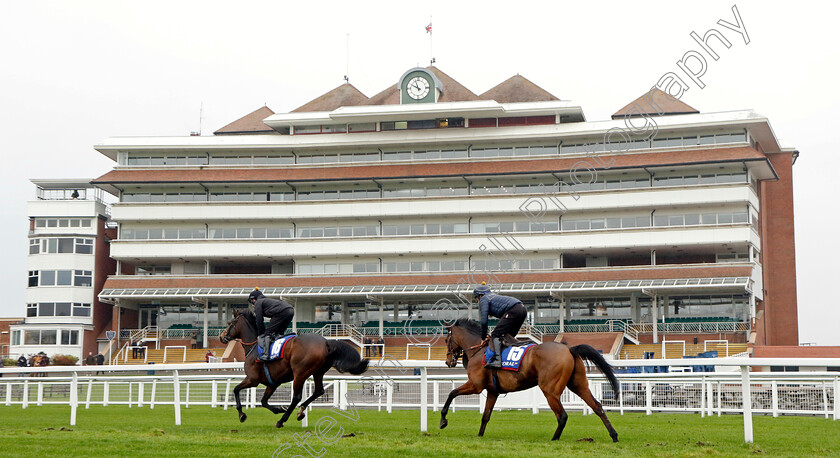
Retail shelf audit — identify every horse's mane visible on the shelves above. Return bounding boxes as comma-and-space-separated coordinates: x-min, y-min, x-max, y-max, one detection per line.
238, 310, 258, 329
453, 317, 482, 336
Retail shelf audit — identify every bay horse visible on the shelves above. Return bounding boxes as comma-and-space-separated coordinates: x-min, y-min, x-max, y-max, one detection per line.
440, 318, 620, 442
220, 310, 369, 428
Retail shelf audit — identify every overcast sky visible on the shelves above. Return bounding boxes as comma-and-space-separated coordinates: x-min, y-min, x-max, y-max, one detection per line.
2, 1, 838, 344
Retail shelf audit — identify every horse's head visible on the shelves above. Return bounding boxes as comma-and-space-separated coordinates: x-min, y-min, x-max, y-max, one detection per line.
444, 325, 463, 368
220, 310, 248, 343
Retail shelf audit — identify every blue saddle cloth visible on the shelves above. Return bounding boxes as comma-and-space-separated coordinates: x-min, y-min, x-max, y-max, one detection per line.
499, 343, 536, 371
257, 334, 296, 361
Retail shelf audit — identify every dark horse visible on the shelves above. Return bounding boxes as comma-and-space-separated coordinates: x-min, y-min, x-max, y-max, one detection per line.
441, 318, 620, 442
220, 310, 369, 427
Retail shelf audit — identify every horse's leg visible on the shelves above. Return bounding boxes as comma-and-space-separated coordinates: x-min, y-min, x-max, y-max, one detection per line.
568, 370, 618, 443
541, 389, 568, 441
296, 367, 329, 421
276, 377, 306, 428
439, 381, 480, 429
477, 391, 499, 437
260, 384, 286, 414
233, 378, 258, 423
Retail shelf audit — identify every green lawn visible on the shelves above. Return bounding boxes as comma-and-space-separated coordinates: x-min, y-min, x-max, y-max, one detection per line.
0, 405, 838, 457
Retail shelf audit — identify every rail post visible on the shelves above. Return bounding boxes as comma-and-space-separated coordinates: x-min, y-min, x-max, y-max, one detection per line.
173, 370, 182, 426
386, 380, 393, 413
834, 377, 839, 421
740, 365, 753, 443
22, 379, 29, 409
70, 371, 78, 426
772, 380, 779, 418
150, 379, 157, 409
420, 367, 428, 432
85, 378, 93, 409
36, 380, 43, 406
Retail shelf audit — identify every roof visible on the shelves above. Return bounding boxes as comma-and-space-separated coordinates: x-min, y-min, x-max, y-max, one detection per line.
291, 83, 369, 113
612, 88, 699, 119
214, 106, 277, 135
363, 66, 481, 106
99, 276, 751, 302
480, 75, 559, 103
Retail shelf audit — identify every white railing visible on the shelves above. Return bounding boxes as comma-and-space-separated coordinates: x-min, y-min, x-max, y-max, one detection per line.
318, 324, 364, 347
0, 357, 838, 443
111, 341, 130, 365
518, 324, 543, 343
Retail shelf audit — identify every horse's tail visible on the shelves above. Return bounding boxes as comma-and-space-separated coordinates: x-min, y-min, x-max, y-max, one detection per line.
328, 340, 370, 375
569, 344, 621, 396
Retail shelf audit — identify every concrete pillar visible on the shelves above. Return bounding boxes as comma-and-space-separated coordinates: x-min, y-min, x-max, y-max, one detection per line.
533, 299, 540, 324
393, 302, 399, 322
558, 297, 566, 331
341, 301, 349, 325
202, 300, 209, 349
378, 300, 384, 338
652, 294, 659, 344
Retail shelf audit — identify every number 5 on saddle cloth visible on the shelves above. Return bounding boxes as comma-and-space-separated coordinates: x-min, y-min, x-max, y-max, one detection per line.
482, 343, 536, 371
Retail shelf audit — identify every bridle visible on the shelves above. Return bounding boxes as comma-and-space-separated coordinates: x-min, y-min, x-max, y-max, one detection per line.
446, 330, 484, 367
220, 315, 258, 346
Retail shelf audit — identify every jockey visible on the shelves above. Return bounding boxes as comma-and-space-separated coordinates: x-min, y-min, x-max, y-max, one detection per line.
474, 284, 527, 369
249, 288, 295, 361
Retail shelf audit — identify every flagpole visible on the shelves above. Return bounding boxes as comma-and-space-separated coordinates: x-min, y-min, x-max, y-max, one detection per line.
428, 16, 433, 65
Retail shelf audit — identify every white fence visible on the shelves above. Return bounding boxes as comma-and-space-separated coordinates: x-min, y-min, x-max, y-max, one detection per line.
1, 358, 838, 443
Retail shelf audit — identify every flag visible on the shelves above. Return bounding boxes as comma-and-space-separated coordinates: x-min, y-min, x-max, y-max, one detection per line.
425, 23, 432, 33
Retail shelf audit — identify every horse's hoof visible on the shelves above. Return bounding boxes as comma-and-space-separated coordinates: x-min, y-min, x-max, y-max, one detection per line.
238, 413, 247, 423
439, 419, 448, 430
612, 436, 619, 443
275, 421, 285, 428
297, 411, 306, 421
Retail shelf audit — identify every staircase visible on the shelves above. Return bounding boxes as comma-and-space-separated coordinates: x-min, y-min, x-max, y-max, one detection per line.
607, 320, 639, 344
517, 324, 544, 344
318, 324, 364, 349
128, 326, 159, 348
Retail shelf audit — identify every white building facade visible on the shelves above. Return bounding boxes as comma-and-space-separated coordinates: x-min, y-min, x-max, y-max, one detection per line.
89, 68, 799, 348
10, 180, 113, 360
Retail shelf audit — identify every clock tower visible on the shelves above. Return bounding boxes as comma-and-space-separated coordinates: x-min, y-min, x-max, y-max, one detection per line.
398, 68, 442, 104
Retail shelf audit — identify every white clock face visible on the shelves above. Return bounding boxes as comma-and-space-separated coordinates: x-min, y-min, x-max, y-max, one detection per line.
407, 76, 431, 100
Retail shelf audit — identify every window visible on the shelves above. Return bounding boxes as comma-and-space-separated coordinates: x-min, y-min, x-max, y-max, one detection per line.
28, 271, 38, 287
29, 239, 40, 254
12, 330, 21, 346
61, 330, 79, 345
75, 238, 93, 254
74, 303, 91, 317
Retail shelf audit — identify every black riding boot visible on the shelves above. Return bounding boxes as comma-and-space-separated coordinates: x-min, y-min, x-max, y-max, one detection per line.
258, 334, 273, 361
485, 338, 503, 369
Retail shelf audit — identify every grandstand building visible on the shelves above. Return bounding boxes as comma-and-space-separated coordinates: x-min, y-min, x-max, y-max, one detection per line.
11, 180, 116, 359
85, 67, 797, 359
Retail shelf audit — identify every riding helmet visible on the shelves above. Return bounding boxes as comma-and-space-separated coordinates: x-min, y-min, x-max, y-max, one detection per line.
248, 288, 264, 303
473, 284, 491, 297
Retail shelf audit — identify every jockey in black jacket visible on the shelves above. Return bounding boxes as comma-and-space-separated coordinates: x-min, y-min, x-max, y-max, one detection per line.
249, 288, 295, 361
474, 284, 527, 369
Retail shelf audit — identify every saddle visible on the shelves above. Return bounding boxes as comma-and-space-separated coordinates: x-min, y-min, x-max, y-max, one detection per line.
502, 335, 533, 348
257, 332, 296, 362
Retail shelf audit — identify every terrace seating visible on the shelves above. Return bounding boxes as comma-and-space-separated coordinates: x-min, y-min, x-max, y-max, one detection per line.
618, 342, 748, 360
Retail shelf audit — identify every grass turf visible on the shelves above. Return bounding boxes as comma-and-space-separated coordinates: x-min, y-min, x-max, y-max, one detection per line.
0, 405, 838, 457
